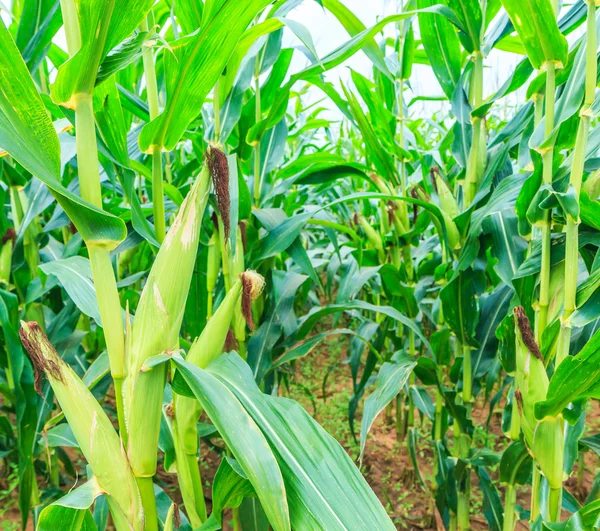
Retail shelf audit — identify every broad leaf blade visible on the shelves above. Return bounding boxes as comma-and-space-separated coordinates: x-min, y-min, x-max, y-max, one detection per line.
208, 353, 397, 530
172, 357, 291, 531
500, 0, 568, 69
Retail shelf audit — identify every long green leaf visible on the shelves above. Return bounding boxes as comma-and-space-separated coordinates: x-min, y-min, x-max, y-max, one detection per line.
499, 0, 568, 69
417, 0, 461, 98
360, 351, 416, 459
139, 0, 272, 152
208, 353, 397, 530
0, 19, 126, 249
171, 357, 291, 531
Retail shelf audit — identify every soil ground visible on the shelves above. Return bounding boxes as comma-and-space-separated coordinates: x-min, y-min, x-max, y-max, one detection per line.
3, 322, 600, 530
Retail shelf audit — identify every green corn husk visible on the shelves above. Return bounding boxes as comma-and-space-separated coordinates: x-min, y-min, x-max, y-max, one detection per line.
533, 417, 565, 490
370, 175, 409, 235
172, 280, 243, 526
513, 307, 549, 448
19, 322, 143, 530
431, 170, 461, 250
433, 171, 460, 220
231, 230, 247, 351
0, 238, 13, 283
439, 209, 461, 251
176, 276, 244, 452
206, 229, 220, 318
172, 270, 264, 526
125, 163, 211, 482
356, 214, 385, 261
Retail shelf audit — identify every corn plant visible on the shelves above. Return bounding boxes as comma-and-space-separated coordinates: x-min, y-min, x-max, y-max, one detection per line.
0, 0, 400, 529
8, 0, 600, 530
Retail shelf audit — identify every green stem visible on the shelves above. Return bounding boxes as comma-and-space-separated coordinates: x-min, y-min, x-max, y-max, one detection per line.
233, 507, 241, 531
137, 476, 158, 531
457, 472, 471, 531
151, 146, 165, 243
74, 93, 102, 207
407, 331, 416, 428
464, 51, 484, 207
557, 1, 596, 366
462, 343, 472, 404
530, 466, 541, 523
238, 340, 247, 359
503, 483, 516, 531
88, 246, 126, 378
59, 0, 81, 55
74, 94, 127, 440
537, 61, 556, 344
253, 57, 262, 207
434, 389, 443, 441
207, 291, 214, 319
141, 15, 165, 243
548, 487, 562, 522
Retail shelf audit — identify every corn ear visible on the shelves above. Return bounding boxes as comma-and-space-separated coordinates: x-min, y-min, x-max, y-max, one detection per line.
19, 321, 143, 530
231, 230, 246, 346
125, 164, 210, 479
175, 270, 265, 453
533, 417, 564, 490
172, 271, 263, 526
207, 230, 220, 293
355, 214, 385, 261
439, 209, 461, 251
433, 170, 459, 219
0, 238, 13, 284
513, 307, 549, 447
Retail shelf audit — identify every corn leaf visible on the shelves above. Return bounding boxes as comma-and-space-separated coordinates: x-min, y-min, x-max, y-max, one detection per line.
207, 352, 397, 530
170, 357, 291, 531
535, 328, 600, 419
499, 0, 568, 69
0, 19, 126, 248
39, 256, 102, 324
360, 351, 416, 459
51, 0, 154, 103
139, 0, 273, 152
37, 479, 101, 531
447, 0, 482, 52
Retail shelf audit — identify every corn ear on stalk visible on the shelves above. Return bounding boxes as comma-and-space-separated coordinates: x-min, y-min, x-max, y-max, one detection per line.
19, 322, 143, 531
0, 229, 14, 284
513, 306, 549, 447
533, 417, 565, 490
432, 168, 460, 220
125, 162, 211, 484
172, 271, 264, 526
354, 213, 385, 262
